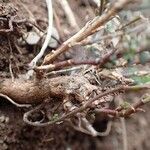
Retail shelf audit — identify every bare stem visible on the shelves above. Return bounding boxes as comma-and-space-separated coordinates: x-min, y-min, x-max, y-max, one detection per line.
42, 0, 132, 65
36, 48, 117, 71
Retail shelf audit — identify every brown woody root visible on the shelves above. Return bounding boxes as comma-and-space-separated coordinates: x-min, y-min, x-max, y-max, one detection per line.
0, 76, 97, 104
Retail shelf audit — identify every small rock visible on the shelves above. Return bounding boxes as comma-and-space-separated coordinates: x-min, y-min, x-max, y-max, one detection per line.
0, 140, 4, 144
5, 117, 9, 124
48, 27, 60, 48
0, 116, 5, 123
25, 31, 41, 45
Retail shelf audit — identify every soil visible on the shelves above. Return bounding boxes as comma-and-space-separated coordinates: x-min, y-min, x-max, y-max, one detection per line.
0, 0, 150, 150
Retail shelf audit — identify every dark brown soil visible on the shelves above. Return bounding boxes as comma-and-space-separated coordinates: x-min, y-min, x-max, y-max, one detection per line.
0, 1, 150, 150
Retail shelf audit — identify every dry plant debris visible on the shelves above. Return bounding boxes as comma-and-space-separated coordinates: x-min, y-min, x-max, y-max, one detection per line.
0, 1, 150, 149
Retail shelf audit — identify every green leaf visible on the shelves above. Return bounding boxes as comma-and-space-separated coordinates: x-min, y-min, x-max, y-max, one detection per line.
123, 36, 139, 63
131, 75, 150, 85
139, 51, 150, 64
120, 101, 131, 110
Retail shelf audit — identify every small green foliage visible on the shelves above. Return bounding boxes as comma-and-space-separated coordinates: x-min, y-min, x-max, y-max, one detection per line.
132, 75, 150, 85
123, 35, 139, 63
142, 94, 150, 104
106, 22, 115, 33
126, 67, 138, 76
50, 113, 59, 121
104, 62, 114, 68
139, 51, 150, 64
120, 101, 131, 110
124, 49, 135, 63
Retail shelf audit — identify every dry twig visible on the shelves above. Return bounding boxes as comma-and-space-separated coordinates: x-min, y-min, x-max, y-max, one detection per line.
36, 48, 117, 71
23, 84, 150, 126
42, 0, 132, 65
58, 0, 79, 31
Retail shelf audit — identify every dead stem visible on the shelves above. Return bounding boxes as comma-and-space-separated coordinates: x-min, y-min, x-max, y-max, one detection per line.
23, 84, 150, 126
42, 0, 133, 65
